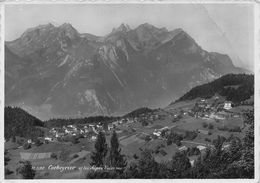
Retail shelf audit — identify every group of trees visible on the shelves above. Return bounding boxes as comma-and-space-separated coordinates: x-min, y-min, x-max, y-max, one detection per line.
124, 107, 154, 118
5, 106, 44, 141
176, 74, 254, 104
166, 131, 183, 146
217, 125, 241, 132
45, 116, 119, 128
86, 131, 127, 178
202, 122, 214, 129
15, 161, 36, 179
165, 130, 198, 146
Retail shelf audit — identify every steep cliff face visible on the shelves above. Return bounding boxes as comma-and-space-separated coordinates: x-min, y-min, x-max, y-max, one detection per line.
5, 23, 246, 119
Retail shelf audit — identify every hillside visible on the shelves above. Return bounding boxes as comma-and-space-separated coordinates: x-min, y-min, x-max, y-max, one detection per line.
4, 106, 44, 140
124, 107, 155, 118
45, 115, 119, 128
5, 23, 247, 119
175, 74, 254, 104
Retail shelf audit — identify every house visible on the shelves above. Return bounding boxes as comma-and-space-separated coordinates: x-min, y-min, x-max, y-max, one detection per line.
190, 160, 195, 167
178, 146, 188, 152
80, 129, 84, 134
112, 121, 119, 126
222, 144, 230, 150
96, 124, 102, 129
153, 131, 161, 137
214, 96, 219, 100
224, 101, 232, 110
91, 136, 97, 141
108, 124, 114, 131
55, 132, 65, 138
209, 113, 225, 120
64, 129, 70, 134
159, 126, 169, 132
233, 114, 240, 118
206, 104, 211, 109
44, 137, 53, 142
197, 145, 206, 151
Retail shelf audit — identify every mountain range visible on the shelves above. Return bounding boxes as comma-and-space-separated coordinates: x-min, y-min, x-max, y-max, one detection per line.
5, 23, 248, 120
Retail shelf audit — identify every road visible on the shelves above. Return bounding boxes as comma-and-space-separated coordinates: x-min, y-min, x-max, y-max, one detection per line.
181, 140, 214, 147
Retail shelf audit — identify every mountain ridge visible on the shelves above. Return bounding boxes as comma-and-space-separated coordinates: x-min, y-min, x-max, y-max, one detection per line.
5, 22, 248, 120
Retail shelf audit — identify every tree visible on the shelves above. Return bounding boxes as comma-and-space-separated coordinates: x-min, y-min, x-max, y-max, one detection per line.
136, 149, 159, 178
16, 161, 35, 179
90, 131, 108, 168
51, 152, 58, 159
169, 152, 191, 178
35, 139, 43, 146
144, 135, 151, 142
23, 142, 31, 150
5, 167, 14, 176
108, 131, 127, 171
191, 155, 208, 178
208, 124, 214, 129
11, 135, 16, 143
59, 149, 71, 161
232, 116, 254, 178
227, 137, 242, 163
70, 136, 78, 144
124, 149, 159, 178
123, 161, 139, 178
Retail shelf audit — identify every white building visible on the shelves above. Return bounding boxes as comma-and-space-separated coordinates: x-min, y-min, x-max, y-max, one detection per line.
197, 145, 206, 151
224, 102, 232, 110
222, 144, 230, 150
179, 146, 188, 151
190, 160, 195, 167
108, 124, 114, 131
44, 137, 53, 142
153, 131, 161, 137
91, 136, 97, 141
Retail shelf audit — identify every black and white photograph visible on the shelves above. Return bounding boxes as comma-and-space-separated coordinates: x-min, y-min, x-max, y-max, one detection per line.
2, 1, 258, 181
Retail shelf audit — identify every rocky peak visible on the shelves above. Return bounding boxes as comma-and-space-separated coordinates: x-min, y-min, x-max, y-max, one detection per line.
112, 23, 131, 34
58, 23, 79, 40
20, 23, 55, 39
138, 23, 156, 29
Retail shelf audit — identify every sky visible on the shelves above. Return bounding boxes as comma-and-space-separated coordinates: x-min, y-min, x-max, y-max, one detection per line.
5, 3, 254, 71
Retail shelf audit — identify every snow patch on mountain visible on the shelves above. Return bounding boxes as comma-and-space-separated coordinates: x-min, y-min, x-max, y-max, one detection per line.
58, 54, 70, 67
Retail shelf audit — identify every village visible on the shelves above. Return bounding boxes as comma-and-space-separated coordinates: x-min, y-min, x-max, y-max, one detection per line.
34, 95, 243, 157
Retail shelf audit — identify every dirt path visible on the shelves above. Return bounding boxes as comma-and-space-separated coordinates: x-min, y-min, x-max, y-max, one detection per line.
181, 140, 213, 147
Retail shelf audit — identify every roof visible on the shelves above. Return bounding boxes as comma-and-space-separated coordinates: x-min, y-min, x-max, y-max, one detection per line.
178, 146, 188, 151
197, 145, 206, 151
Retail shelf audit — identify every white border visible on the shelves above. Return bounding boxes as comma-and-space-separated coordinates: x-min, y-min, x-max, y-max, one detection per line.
0, 2, 5, 183
0, 1, 259, 183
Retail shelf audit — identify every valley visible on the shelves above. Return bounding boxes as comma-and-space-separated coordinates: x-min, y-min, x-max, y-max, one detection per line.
4, 74, 254, 179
